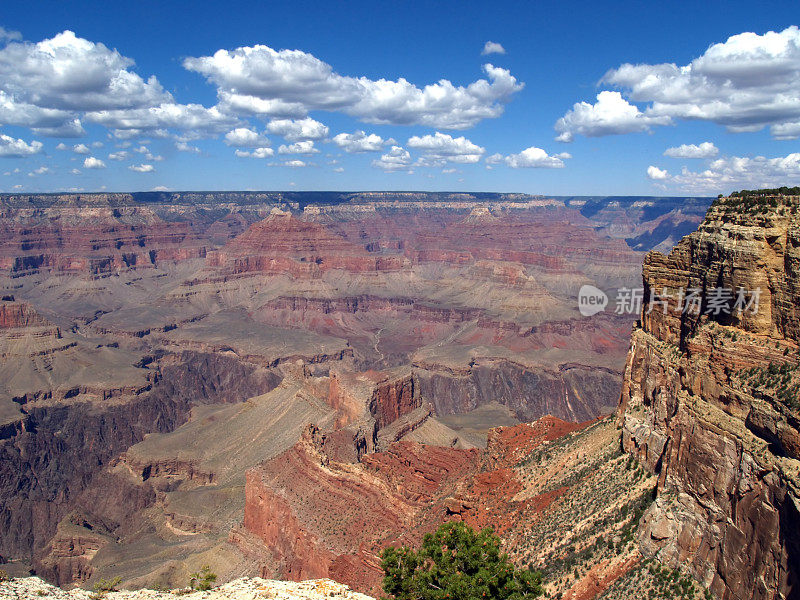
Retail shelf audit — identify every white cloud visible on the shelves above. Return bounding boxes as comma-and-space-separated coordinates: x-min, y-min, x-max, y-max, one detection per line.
282, 159, 309, 168
55, 142, 67, 150
175, 141, 201, 153
668, 152, 800, 192
184, 45, 523, 129
485, 153, 503, 166
481, 41, 506, 56
504, 146, 568, 168
234, 147, 274, 158
560, 26, 800, 140
28, 165, 49, 176
0, 30, 237, 140
646, 165, 669, 180
224, 127, 270, 147
0, 134, 43, 157
86, 102, 236, 136
152, 185, 171, 191
771, 121, 800, 140
83, 156, 105, 168
332, 130, 387, 153
555, 91, 671, 142
0, 27, 22, 43
108, 151, 128, 160
278, 140, 318, 154
91, 141, 103, 148
0, 31, 169, 112
71, 168, 81, 174
372, 145, 413, 172
407, 132, 485, 164
129, 163, 154, 172
266, 117, 328, 141
663, 142, 718, 158
72, 143, 90, 154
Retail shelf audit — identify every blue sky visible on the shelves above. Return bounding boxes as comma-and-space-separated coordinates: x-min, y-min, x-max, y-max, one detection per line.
0, 0, 798, 195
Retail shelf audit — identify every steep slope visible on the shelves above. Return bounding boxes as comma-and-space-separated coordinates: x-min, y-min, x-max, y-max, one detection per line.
618, 193, 800, 600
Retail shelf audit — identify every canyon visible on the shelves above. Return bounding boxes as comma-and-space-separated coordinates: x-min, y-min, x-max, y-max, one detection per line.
3, 190, 755, 597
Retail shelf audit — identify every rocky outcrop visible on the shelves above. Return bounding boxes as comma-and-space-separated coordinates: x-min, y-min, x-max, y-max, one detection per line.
0, 576, 375, 600
0, 302, 51, 329
414, 358, 620, 422
618, 194, 800, 600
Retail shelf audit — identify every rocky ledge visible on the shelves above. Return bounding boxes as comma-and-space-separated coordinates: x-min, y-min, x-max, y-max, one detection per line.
0, 577, 374, 600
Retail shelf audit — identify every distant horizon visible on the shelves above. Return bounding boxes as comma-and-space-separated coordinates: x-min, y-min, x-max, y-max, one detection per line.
0, 189, 717, 199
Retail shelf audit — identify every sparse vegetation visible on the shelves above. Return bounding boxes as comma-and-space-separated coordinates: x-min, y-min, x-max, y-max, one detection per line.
0, 569, 9, 582
738, 361, 800, 410
92, 577, 123, 599
710, 189, 800, 216
381, 521, 543, 600
599, 558, 709, 599
189, 565, 217, 591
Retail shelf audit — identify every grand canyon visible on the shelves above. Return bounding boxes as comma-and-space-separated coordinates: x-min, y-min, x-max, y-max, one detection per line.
2, 188, 797, 600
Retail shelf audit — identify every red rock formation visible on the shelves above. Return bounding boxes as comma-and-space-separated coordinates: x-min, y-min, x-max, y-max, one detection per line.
207, 213, 405, 276
242, 425, 479, 594
0, 206, 206, 274
0, 302, 51, 329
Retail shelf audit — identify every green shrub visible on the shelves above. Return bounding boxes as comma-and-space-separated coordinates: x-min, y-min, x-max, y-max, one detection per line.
189, 566, 217, 591
381, 521, 543, 600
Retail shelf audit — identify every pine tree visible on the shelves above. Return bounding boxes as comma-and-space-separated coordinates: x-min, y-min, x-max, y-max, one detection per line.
381, 522, 543, 600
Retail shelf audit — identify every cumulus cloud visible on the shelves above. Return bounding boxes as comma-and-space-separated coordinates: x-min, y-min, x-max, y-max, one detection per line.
83, 156, 105, 168
669, 153, 800, 192
0, 31, 169, 112
280, 159, 309, 168
28, 165, 49, 176
372, 145, 413, 172
175, 141, 201, 153
129, 163, 154, 172
663, 142, 718, 158
771, 121, 800, 140
278, 140, 318, 154
265, 117, 328, 141
407, 132, 485, 164
0, 133, 43, 157
646, 165, 669, 180
558, 26, 800, 140
0, 30, 236, 140
86, 102, 236, 136
482, 41, 506, 56
503, 146, 569, 168
331, 130, 387, 153
108, 151, 128, 160
184, 44, 523, 129
224, 127, 270, 147
73, 143, 90, 154
234, 147, 274, 158
0, 27, 22, 43
555, 91, 671, 142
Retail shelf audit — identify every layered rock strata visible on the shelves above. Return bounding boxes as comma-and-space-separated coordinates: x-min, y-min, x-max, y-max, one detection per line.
618, 195, 800, 600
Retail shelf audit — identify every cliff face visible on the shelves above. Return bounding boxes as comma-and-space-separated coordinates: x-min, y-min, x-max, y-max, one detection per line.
618, 195, 800, 600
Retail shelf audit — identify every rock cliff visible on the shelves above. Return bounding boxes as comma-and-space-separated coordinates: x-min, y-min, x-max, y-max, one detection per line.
618, 193, 800, 600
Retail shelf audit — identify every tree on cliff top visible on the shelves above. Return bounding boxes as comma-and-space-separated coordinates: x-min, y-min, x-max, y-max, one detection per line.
381, 522, 543, 600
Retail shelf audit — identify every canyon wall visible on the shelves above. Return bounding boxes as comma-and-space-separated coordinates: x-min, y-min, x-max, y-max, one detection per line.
618, 195, 800, 600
